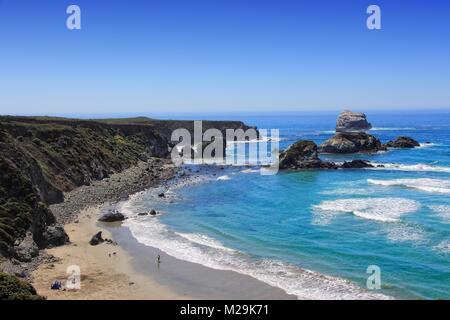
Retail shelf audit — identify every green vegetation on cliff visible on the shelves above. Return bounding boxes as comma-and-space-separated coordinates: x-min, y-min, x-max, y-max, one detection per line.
0, 116, 253, 259
0, 272, 44, 300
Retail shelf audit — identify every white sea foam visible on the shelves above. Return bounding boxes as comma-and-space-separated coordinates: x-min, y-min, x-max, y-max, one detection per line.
370, 127, 416, 131
369, 163, 450, 174
320, 188, 375, 196
418, 142, 438, 148
318, 130, 335, 134
429, 205, 450, 222
176, 232, 236, 252
227, 136, 282, 145
124, 216, 390, 299
386, 224, 427, 244
313, 198, 420, 222
217, 175, 231, 181
433, 240, 450, 254
368, 178, 450, 194
240, 168, 260, 174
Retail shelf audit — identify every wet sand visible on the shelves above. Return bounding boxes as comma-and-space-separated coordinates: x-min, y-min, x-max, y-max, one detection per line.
32, 205, 296, 300
107, 221, 296, 300
31, 206, 183, 300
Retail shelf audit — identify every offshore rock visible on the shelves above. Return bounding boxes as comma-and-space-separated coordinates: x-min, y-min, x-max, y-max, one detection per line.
336, 110, 372, 132
319, 132, 384, 154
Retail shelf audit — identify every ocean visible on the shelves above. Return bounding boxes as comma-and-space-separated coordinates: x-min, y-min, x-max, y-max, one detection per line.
118, 111, 450, 299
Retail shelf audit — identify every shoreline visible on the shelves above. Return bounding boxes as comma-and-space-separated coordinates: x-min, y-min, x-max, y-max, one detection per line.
31, 164, 295, 300
31, 206, 184, 300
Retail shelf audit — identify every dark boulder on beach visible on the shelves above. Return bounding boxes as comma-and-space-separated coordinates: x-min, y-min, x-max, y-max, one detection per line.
138, 209, 157, 216
384, 136, 420, 148
98, 211, 125, 222
319, 132, 384, 154
340, 160, 374, 169
336, 110, 372, 133
41, 225, 69, 248
89, 232, 104, 246
279, 140, 338, 170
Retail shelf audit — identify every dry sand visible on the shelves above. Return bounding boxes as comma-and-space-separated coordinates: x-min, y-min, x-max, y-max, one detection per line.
31, 206, 184, 300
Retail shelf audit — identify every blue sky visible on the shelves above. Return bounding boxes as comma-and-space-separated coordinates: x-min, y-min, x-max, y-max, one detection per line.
0, 0, 449, 115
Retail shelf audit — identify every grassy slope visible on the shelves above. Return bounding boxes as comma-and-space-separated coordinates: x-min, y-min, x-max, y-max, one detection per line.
0, 116, 252, 258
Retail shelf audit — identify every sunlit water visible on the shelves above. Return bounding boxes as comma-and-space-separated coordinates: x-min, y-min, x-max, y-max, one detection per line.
119, 111, 450, 299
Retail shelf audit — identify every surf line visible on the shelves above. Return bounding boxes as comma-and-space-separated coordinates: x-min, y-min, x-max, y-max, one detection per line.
180, 304, 215, 318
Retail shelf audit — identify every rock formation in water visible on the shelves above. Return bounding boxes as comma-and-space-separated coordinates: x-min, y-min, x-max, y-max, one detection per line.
323, 111, 421, 153
335, 110, 372, 133
318, 111, 384, 153
339, 159, 374, 169
279, 140, 338, 170
279, 140, 377, 170
383, 136, 420, 148
319, 132, 385, 154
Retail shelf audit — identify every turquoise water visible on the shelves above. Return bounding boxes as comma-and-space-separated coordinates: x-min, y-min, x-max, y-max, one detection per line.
122, 111, 450, 299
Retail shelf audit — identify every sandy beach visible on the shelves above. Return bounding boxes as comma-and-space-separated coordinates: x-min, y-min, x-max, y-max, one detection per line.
31, 206, 184, 300
31, 203, 295, 300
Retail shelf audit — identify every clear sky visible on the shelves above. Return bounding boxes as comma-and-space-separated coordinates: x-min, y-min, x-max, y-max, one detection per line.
0, 0, 449, 115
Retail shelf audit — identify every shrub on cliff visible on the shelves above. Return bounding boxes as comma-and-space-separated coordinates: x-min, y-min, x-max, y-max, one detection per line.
0, 272, 44, 300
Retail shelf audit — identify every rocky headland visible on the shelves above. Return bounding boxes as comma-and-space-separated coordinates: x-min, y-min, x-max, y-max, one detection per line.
0, 115, 252, 297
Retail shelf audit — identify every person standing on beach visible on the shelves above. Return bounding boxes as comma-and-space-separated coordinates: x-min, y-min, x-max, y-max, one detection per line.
157, 254, 161, 266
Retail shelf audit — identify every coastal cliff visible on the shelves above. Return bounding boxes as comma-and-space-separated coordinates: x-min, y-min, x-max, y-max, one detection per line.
0, 116, 253, 262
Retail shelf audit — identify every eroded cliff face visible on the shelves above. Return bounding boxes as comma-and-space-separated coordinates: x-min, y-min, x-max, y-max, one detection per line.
0, 136, 65, 259
0, 116, 253, 259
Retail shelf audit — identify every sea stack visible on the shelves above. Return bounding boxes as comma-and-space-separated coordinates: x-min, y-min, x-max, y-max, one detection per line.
335, 110, 372, 132
319, 110, 384, 154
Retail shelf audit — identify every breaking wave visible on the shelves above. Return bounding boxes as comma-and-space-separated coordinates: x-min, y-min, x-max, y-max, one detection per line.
123, 215, 390, 300
370, 127, 416, 131
217, 175, 231, 181
313, 198, 420, 222
369, 163, 450, 174
368, 178, 450, 195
